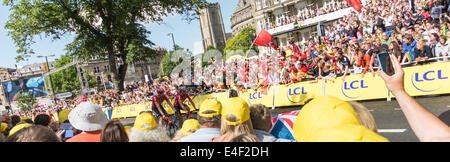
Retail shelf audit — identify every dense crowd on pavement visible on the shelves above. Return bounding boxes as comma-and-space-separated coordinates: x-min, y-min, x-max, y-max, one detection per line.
202, 0, 450, 90
0, 0, 449, 142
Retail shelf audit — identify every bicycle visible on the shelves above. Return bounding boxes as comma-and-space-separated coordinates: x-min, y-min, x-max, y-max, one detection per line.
161, 114, 178, 138
159, 105, 198, 138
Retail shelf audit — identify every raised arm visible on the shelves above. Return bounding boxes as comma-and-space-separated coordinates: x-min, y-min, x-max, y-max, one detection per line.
377, 54, 450, 142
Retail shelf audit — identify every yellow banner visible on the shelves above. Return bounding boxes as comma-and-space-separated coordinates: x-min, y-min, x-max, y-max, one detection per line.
104, 96, 200, 119
403, 61, 450, 96
198, 92, 229, 106
274, 80, 323, 107
324, 73, 389, 101
239, 88, 273, 107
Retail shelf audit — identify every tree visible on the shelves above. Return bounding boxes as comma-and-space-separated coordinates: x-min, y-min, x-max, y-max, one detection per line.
3, 0, 207, 92
50, 54, 96, 93
202, 45, 217, 68
16, 92, 37, 111
158, 45, 183, 77
223, 26, 258, 60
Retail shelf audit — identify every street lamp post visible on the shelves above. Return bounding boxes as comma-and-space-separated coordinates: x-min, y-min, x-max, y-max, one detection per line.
168, 33, 177, 51
37, 54, 56, 103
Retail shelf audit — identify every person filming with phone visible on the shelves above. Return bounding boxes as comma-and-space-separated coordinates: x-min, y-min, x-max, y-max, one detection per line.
377, 53, 450, 142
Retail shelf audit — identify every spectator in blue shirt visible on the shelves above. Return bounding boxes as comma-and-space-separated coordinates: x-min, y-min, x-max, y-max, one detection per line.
402, 34, 417, 63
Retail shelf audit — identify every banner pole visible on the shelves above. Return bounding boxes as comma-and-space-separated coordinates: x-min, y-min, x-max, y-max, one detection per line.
322, 79, 326, 96
387, 90, 391, 102
272, 86, 275, 110
246, 29, 263, 58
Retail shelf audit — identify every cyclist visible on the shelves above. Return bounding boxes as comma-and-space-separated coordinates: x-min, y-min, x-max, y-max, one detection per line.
173, 86, 197, 126
151, 87, 175, 124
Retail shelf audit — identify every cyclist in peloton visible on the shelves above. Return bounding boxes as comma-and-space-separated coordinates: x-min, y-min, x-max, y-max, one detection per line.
152, 87, 176, 124
173, 86, 197, 125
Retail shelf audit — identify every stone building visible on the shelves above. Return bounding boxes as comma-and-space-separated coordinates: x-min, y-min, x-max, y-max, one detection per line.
199, 2, 227, 53
231, 0, 257, 37
81, 47, 167, 89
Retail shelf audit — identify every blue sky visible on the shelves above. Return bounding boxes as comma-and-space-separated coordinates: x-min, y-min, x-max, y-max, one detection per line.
0, 0, 237, 68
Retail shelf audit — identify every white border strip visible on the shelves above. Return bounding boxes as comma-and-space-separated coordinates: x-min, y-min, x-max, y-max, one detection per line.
378, 129, 407, 133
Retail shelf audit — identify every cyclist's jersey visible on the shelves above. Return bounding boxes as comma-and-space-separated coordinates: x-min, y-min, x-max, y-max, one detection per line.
152, 95, 169, 108
173, 93, 190, 107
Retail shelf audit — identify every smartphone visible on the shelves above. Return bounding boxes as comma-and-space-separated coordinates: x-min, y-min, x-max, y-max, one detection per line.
377, 52, 395, 76
60, 123, 74, 138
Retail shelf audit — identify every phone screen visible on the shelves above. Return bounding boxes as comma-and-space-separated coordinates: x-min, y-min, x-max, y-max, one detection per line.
377, 52, 395, 76
60, 123, 74, 138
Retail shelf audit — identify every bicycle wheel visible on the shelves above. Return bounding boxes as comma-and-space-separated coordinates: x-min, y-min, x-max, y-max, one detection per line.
167, 115, 179, 138
159, 115, 173, 138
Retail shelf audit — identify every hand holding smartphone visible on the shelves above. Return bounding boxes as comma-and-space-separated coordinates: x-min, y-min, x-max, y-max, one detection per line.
377, 52, 395, 76
59, 123, 74, 138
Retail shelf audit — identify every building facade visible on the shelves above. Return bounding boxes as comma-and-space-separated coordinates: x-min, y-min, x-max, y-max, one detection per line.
199, 2, 227, 52
0, 62, 56, 108
231, 0, 352, 53
82, 47, 167, 89
231, 0, 256, 37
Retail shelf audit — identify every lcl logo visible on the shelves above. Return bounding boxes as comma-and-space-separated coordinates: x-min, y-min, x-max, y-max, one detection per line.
341, 80, 368, 99
412, 70, 448, 92
247, 92, 263, 105
287, 87, 307, 103
249, 92, 263, 100
183, 100, 191, 106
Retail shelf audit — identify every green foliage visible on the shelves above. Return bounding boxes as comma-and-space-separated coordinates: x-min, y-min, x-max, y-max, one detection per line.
50, 54, 96, 93
205, 45, 217, 52
202, 45, 218, 68
3, 0, 206, 91
223, 26, 258, 60
158, 45, 185, 77
16, 92, 37, 111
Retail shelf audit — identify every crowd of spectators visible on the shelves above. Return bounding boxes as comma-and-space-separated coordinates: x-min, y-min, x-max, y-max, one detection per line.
200, 0, 450, 91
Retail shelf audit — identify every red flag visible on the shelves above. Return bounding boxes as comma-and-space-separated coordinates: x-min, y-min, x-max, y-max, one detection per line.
344, 0, 362, 13
254, 29, 278, 50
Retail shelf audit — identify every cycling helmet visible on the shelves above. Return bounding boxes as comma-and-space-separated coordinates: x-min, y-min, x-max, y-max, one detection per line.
156, 87, 164, 94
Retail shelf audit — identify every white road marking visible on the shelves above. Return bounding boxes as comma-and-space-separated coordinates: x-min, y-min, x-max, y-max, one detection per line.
378, 129, 407, 133
447, 105, 450, 108
394, 108, 402, 111
368, 109, 375, 112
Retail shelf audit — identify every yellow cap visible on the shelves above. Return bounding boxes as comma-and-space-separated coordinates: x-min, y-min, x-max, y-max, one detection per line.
305, 124, 389, 142
221, 97, 250, 126
293, 96, 361, 142
124, 126, 132, 135
9, 123, 32, 136
134, 113, 157, 131
58, 110, 71, 124
1, 123, 8, 133
181, 119, 200, 135
199, 99, 222, 118
286, 50, 293, 57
